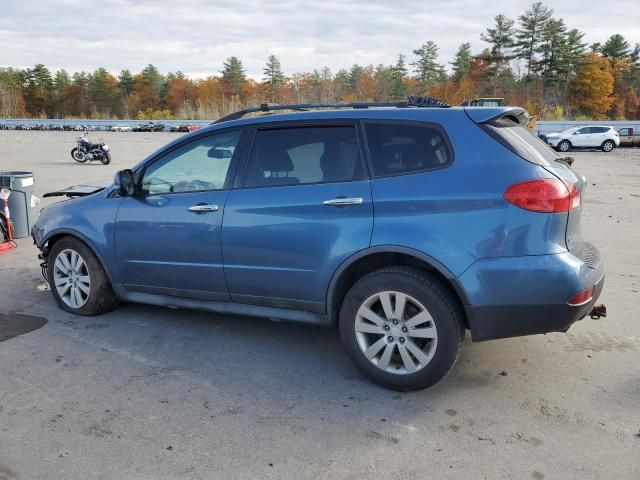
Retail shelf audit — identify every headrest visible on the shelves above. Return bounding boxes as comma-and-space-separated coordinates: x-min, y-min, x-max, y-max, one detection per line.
257, 144, 294, 172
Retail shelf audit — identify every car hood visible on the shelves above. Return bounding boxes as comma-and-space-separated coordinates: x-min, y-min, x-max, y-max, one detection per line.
43, 180, 111, 198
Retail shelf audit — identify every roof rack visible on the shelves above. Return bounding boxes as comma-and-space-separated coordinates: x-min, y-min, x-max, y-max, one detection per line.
213, 96, 450, 124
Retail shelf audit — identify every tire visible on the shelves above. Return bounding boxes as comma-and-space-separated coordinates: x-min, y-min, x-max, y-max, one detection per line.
601, 140, 615, 152
339, 267, 464, 391
48, 236, 119, 316
557, 140, 571, 153
71, 147, 87, 163
100, 152, 111, 165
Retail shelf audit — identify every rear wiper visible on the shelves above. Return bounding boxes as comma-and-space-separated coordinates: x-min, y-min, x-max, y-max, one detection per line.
556, 155, 574, 167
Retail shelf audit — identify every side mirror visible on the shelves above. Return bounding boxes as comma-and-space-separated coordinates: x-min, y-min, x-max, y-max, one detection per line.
115, 169, 135, 197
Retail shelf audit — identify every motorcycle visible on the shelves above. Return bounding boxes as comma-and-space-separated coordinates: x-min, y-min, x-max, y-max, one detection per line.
71, 132, 111, 164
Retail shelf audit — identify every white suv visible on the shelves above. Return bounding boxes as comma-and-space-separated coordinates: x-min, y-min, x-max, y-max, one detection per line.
544, 126, 620, 153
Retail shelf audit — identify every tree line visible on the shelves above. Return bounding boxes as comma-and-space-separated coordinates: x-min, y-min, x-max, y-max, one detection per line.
1, 3, 638, 121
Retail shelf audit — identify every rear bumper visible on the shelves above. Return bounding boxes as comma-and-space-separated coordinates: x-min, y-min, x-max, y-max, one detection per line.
466, 274, 604, 341
459, 247, 604, 342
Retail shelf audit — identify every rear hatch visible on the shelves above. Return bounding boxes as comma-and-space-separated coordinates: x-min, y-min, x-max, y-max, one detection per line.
467, 107, 585, 258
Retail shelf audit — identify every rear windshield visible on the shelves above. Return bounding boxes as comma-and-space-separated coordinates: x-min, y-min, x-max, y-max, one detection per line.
482, 118, 558, 166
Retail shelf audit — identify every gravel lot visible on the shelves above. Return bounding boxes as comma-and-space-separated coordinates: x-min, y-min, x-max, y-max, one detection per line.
0, 131, 639, 480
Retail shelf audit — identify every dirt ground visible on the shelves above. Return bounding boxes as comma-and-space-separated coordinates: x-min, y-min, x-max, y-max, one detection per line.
0, 131, 638, 480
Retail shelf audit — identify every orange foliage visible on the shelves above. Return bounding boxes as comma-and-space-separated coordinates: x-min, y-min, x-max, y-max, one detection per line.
569, 53, 614, 119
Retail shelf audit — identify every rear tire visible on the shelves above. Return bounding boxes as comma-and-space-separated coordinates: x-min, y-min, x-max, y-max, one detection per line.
339, 267, 464, 391
71, 148, 87, 163
48, 236, 119, 316
557, 140, 571, 152
601, 140, 615, 152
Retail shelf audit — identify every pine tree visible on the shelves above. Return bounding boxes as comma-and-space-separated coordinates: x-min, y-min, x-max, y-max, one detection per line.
141, 64, 164, 97
262, 55, 285, 103
392, 54, 408, 99
514, 2, 553, 79
600, 34, 631, 59
221, 57, 246, 96
480, 14, 515, 94
411, 41, 445, 91
118, 70, 134, 96
450, 43, 472, 81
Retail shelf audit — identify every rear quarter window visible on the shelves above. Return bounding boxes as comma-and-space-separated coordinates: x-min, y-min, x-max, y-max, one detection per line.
364, 122, 452, 177
481, 118, 559, 166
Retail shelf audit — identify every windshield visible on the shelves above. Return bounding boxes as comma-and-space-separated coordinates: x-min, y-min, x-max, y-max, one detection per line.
482, 119, 559, 166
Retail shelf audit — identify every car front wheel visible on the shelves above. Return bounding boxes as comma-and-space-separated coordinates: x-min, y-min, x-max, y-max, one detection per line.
48, 237, 119, 316
557, 140, 571, 152
339, 267, 464, 391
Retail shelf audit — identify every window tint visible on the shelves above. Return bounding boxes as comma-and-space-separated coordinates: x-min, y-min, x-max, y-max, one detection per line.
575, 127, 590, 134
592, 127, 609, 133
619, 128, 630, 136
142, 130, 240, 195
364, 123, 451, 177
244, 126, 363, 188
481, 119, 558, 166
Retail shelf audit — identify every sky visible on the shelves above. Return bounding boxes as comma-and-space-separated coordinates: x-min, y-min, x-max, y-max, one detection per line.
2, 0, 639, 79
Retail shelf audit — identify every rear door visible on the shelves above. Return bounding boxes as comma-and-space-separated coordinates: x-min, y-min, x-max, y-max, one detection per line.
591, 126, 608, 146
221, 122, 373, 312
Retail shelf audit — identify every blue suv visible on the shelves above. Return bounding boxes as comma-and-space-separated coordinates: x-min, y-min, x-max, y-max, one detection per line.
32, 98, 605, 390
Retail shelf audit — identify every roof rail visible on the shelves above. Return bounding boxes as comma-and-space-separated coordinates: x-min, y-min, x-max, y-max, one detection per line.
213, 96, 450, 124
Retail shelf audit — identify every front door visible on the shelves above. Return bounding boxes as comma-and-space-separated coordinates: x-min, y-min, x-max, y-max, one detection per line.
572, 127, 592, 147
222, 123, 373, 312
115, 129, 243, 301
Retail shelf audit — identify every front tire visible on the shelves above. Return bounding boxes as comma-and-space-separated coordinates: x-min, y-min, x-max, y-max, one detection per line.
71, 147, 87, 163
601, 140, 615, 152
557, 140, 571, 152
339, 267, 464, 391
100, 152, 111, 165
48, 237, 119, 316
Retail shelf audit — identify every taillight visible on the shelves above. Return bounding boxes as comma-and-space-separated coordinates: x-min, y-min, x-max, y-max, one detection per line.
504, 179, 580, 213
567, 286, 594, 306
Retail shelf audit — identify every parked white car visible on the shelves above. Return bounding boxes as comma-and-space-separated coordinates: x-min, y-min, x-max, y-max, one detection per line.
111, 124, 131, 132
544, 126, 620, 153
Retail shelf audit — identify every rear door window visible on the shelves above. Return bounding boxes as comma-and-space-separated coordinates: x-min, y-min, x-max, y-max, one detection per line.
243, 125, 364, 188
364, 122, 452, 177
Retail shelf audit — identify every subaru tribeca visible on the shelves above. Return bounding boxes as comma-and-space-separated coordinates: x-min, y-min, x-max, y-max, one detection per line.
32, 98, 605, 391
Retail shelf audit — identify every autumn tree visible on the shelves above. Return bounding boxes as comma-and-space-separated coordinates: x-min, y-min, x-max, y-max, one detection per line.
569, 53, 614, 118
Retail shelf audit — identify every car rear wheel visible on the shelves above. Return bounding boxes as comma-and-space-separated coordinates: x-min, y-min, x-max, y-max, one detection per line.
339, 267, 464, 391
48, 237, 119, 316
557, 140, 571, 152
601, 140, 615, 152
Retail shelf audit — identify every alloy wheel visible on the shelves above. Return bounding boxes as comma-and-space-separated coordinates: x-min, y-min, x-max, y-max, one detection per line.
53, 248, 91, 308
354, 291, 438, 375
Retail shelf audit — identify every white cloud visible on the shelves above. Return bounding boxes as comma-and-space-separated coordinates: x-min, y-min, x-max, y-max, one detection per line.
1, 0, 638, 78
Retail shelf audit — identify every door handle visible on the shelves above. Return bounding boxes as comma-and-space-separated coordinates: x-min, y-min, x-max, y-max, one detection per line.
188, 204, 219, 213
322, 197, 364, 206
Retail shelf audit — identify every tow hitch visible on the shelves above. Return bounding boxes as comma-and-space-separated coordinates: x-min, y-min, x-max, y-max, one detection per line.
589, 304, 607, 319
